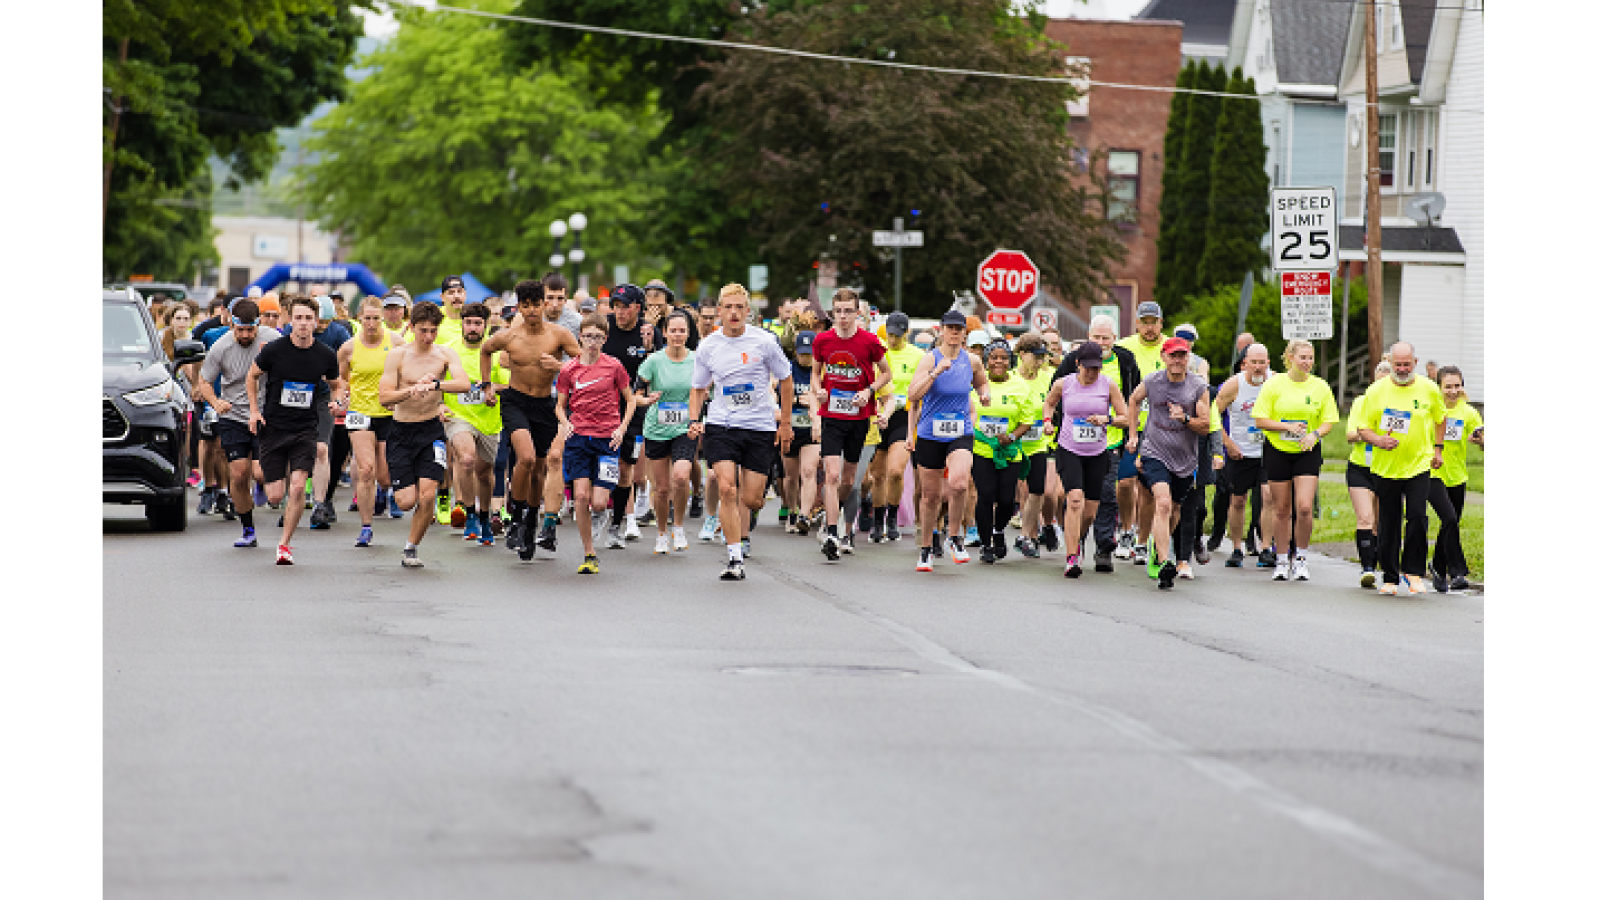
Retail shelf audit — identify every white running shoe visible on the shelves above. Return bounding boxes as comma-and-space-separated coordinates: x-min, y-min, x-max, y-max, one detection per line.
623, 515, 642, 542
654, 534, 670, 554
948, 535, 971, 564
699, 514, 720, 542
1272, 559, 1290, 581
1131, 543, 1147, 566
1113, 529, 1135, 560
1291, 555, 1310, 581
672, 526, 689, 551
605, 526, 627, 550
1176, 561, 1194, 580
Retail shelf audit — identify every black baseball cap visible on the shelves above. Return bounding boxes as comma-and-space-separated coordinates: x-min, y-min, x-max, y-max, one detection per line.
1073, 343, 1105, 367
939, 310, 967, 328
611, 283, 645, 306
885, 312, 911, 335
441, 275, 465, 291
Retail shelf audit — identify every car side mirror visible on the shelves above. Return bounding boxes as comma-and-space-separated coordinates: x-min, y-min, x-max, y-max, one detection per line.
172, 338, 206, 366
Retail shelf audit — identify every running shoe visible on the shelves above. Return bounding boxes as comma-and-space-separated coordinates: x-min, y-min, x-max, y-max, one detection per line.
1177, 561, 1194, 580
821, 531, 840, 561
639, 508, 656, 527
305, 482, 315, 509
1064, 554, 1082, 578
1206, 533, 1224, 553
991, 531, 1007, 560
1226, 549, 1245, 568
1193, 541, 1210, 566
917, 547, 934, 572
699, 515, 720, 542
1038, 524, 1060, 553
355, 526, 372, 548
517, 525, 537, 561
1379, 582, 1398, 596
506, 519, 525, 553
217, 493, 235, 520
450, 504, 467, 529
308, 503, 330, 530
1016, 537, 1040, 559
1145, 546, 1161, 580
401, 547, 423, 568
1404, 574, 1430, 595
1292, 556, 1310, 582
388, 492, 403, 518
777, 506, 790, 522
234, 527, 257, 549
672, 526, 689, 551
1113, 529, 1134, 560
322, 501, 336, 525
720, 559, 745, 580
885, 520, 900, 542
478, 527, 493, 547
948, 535, 971, 564
536, 517, 558, 551
1272, 559, 1290, 581
349, 497, 360, 513
857, 503, 873, 535
931, 531, 944, 557
689, 494, 704, 518
1360, 569, 1377, 589
1431, 569, 1449, 595
794, 514, 810, 536
1009, 513, 1023, 530
1132, 543, 1148, 567
785, 516, 799, 534
578, 554, 600, 575
979, 545, 996, 564
1158, 560, 1177, 590
839, 533, 854, 555
197, 487, 215, 515
1449, 575, 1471, 593
654, 533, 671, 554
741, 538, 751, 558
870, 517, 885, 544
623, 516, 642, 542
462, 514, 482, 542
965, 526, 981, 547
253, 484, 268, 508
605, 525, 626, 550
186, 470, 202, 488
435, 494, 451, 524
1093, 549, 1114, 573
275, 544, 294, 565
1256, 548, 1277, 569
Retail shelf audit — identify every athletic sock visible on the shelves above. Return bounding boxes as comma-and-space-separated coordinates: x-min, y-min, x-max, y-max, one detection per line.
728, 542, 744, 562
874, 505, 888, 529
886, 504, 899, 526
1356, 529, 1377, 569
404, 542, 417, 551
612, 486, 632, 526
240, 510, 254, 529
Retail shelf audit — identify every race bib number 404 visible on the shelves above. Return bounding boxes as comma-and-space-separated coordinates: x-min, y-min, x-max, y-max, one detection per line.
931, 413, 966, 438
280, 380, 315, 409
1380, 409, 1412, 434
721, 383, 756, 407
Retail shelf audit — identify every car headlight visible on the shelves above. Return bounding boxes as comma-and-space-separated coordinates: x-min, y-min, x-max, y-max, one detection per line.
123, 378, 178, 407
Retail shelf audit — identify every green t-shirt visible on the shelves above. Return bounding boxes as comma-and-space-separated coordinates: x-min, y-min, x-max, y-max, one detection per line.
1433, 399, 1483, 488
1253, 373, 1340, 455
441, 341, 509, 435
638, 349, 697, 441
970, 374, 1037, 460
1355, 376, 1447, 480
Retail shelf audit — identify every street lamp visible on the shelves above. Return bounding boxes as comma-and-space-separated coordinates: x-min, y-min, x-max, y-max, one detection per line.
549, 218, 567, 269
567, 212, 587, 289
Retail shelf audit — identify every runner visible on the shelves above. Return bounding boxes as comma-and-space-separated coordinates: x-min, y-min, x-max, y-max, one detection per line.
245, 295, 344, 565
1010, 333, 1057, 557
436, 275, 467, 347
782, 330, 822, 535
908, 310, 990, 571
637, 310, 698, 553
193, 299, 280, 548
1044, 342, 1130, 577
257, 295, 283, 333
534, 272, 582, 551
868, 312, 920, 543
969, 339, 1037, 564
1125, 336, 1209, 590
687, 283, 796, 580
1344, 359, 1393, 587
810, 288, 891, 561
1429, 366, 1482, 593
480, 279, 582, 560
1213, 343, 1277, 568
441, 301, 508, 547
1251, 339, 1341, 582
1113, 301, 1168, 565
336, 298, 396, 548
380, 290, 411, 343
600, 283, 665, 547
555, 314, 639, 574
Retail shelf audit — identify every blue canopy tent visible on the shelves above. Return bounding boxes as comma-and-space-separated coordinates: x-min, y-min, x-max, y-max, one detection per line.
248, 263, 388, 298
413, 272, 496, 306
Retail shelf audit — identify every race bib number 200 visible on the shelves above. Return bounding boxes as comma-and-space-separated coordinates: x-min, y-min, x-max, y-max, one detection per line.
280, 380, 315, 409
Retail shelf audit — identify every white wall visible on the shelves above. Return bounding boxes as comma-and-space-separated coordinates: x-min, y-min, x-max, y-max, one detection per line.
213, 215, 340, 291
1438, 1, 1484, 393
1398, 264, 1465, 368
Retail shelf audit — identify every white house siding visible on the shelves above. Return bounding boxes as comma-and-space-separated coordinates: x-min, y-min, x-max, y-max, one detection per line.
1289, 103, 1346, 190
1398, 265, 1465, 367
1438, 1, 1483, 393
1260, 94, 1290, 188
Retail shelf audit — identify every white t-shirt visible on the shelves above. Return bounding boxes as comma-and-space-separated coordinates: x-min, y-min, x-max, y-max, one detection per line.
692, 328, 793, 431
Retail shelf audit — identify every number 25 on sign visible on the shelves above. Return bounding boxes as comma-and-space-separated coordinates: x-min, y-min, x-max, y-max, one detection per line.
1271, 187, 1336, 270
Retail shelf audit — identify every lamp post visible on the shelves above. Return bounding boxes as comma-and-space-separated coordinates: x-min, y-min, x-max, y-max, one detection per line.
549, 218, 568, 272
567, 212, 587, 290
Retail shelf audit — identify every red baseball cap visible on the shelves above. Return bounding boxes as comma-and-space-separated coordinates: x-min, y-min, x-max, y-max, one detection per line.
1161, 337, 1192, 355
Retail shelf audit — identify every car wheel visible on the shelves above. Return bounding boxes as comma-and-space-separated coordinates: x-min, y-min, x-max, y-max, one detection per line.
146, 496, 188, 532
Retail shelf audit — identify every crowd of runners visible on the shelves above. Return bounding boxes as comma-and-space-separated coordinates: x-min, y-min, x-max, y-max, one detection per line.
172, 274, 1481, 593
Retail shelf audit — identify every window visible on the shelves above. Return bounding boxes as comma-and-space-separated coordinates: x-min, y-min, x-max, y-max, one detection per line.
1390, 2, 1403, 49
1374, 3, 1384, 51
1065, 56, 1090, 117
1420, 112, 1436, 188
228, 267, 252, 294
1406, 114, 1417, 188
1377, 114, 1396, 188
1107, 151, 1139, 222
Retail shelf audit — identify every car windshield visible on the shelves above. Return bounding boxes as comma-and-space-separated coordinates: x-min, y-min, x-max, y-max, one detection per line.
105, 302, 155, 358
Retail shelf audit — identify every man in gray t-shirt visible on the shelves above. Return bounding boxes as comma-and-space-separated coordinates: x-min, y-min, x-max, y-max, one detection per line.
193, 304, 281, 546
1127, 337, 1211, 588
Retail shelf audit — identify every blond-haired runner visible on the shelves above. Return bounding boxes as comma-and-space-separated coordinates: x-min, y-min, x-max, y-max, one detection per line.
336, 297, 396, 548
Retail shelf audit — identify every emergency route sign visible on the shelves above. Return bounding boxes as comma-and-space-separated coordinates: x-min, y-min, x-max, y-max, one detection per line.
1280, 271, 1334, 340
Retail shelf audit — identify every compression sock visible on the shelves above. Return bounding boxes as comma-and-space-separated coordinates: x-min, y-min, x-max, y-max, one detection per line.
1356, 529, 1377, 569
886, 504, 899, 527
612, 486, 632, 527
874, 505, 888, 530
240, 510, 254, 529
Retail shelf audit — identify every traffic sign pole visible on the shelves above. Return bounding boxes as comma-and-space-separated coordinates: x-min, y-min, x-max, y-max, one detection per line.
872, 218, 923, 313
895, 218, 903, 314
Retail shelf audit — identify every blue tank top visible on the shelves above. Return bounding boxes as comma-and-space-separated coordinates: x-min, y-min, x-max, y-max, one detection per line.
916, 348, 974, 442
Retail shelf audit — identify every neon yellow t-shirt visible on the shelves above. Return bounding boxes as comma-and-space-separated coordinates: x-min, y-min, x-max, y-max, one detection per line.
441, 341, 509, 435
1433, 399, 1483, 488
970, 375, 1037, 460
1347, 394, 1374, 468
1017, 365, 1056, 456
1117, 334, 1164, 436
1099, 351, 1127, 449
1355, 377, 1447, 480
883, 343, 923, 414
1253, 373, 1340, 454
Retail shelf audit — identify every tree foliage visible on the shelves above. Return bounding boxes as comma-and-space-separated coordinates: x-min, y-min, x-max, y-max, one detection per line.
293, 0, 669, 290
1196, 68, 1269, 293
1158, 62, 1227, 311
1153, 60, 1193, 312
103, 0, 365, 281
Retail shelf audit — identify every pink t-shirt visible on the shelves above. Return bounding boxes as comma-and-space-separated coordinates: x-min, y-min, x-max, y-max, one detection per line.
557, 354, 630, 438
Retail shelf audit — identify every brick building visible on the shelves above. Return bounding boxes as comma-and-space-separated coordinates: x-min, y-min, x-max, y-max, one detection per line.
1044, 17, 1184, 335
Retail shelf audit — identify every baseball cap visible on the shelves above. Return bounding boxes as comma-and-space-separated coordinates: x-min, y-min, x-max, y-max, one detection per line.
885, 312, 911, 335
1072, 343, 1104, 367
578, 297, 598, 313
939, 310, 967, 328
318, 296, 336, 321
796, 330, 816, 354
967, 330, 989, 348
257, 297, 282, 314
382, 293, 407, 307
246, 286, 263, 299
611, 283, 645, 306
440, 275, 465, 292
1174, 322, 1199, 343
1161, 336, 1192, 355
1136, 301, 1162, 320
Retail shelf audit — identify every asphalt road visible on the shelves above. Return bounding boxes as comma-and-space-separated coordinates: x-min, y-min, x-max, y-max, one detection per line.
105, 490, 1483, 899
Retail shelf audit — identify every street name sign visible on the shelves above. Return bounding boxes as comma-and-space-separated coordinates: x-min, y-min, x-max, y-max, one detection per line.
873, 231, 924, 247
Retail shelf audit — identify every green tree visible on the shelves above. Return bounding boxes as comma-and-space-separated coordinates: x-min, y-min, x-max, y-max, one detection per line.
103, 0, 366, 280
1196, 68, 1269, 294
1174, 276, 1368, 386
293, 0, 668, 290
1161, 62, 1227, 311
1152, 60, 1195, 313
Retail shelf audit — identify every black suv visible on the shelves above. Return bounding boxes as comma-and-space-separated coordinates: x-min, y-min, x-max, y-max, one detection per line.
103, 288, 206, 530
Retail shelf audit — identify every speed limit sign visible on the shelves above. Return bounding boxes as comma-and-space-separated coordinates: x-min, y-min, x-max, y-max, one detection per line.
1271, 186, 1337, 271
1031, 308, 1058, 332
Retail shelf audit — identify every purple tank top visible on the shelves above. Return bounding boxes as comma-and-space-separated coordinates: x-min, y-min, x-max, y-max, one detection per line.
1057, 373, 1113, 456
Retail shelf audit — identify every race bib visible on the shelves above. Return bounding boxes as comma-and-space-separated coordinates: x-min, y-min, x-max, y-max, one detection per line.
792, 409, 813, 429
657, 401, 689, 427
345, 411, 370, 431
280, 380, 315, 409
977, 415, 1009, 439
827, 389, 858, 415
1443, 418, 1464, 442
459, 385, 485, 405
202, 406, 218, 425
598, 454, 621, 485
1380, 409, 1411, 434
894, 393, 908, 411
1022, 420, 1045, 444
721, 383, 755, 407
1072, 417, 1105, 444
931, 412, 966, 438
1282, 419, 1310, 441
431, 440, 447, 468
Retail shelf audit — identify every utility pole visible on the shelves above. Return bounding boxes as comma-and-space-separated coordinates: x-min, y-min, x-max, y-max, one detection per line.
102, 37, 130, 235
893, 217, 904, 313
1364, 0, 1384, 368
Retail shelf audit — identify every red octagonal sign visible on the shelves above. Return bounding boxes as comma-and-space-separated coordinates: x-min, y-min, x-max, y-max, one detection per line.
976, 249, 1040, 311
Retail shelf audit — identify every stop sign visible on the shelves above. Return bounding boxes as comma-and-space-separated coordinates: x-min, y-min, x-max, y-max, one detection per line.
976, 250, 1039, 311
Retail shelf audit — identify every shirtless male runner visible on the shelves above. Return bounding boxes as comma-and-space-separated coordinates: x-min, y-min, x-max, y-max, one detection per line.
481, 278, 581, 561
376, 302, 475, 568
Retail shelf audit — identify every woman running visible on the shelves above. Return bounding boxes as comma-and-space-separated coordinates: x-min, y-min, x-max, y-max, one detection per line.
1252, 339, 1341, 582
907, 311, 991, 571
638, 310, 698, 554
337, 298, 396, 548
1428, 366, 1483, 592
1044, 342, 1130, 577
1011, 333, 1058, 558
969, 339, 1038, 564
782, 331, 822, 535
1345, 358, 1392, 588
